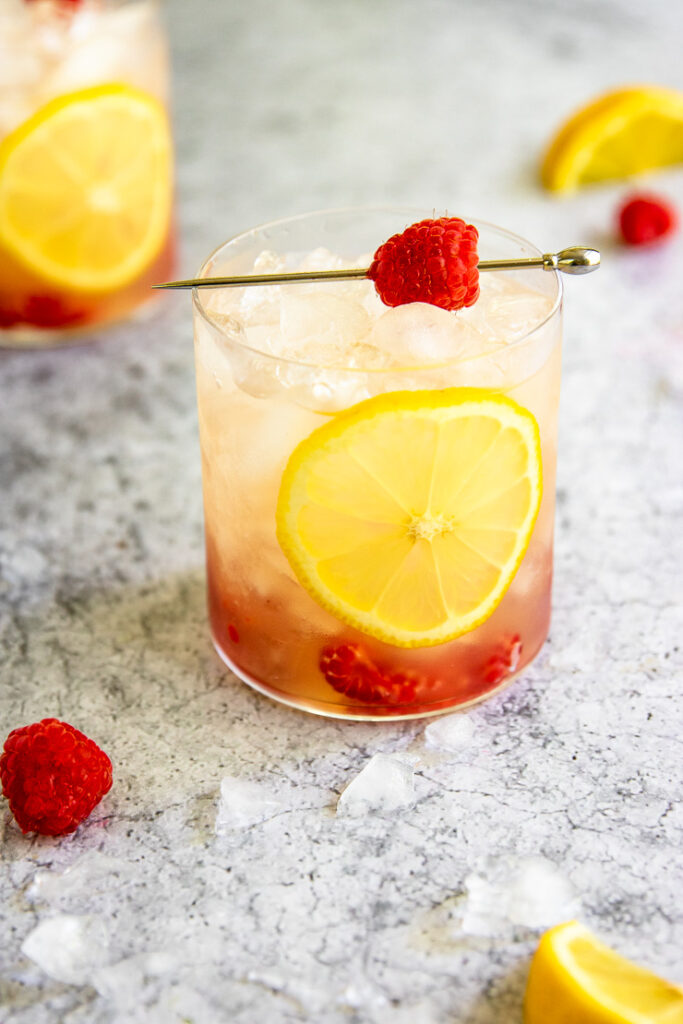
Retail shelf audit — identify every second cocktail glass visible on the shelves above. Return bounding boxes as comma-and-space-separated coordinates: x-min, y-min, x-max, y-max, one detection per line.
192, 208, 562, 719
0, 0, 174, 345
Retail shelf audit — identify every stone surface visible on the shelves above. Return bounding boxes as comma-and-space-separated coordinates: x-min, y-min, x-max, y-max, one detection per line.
2, 0, 683, 1021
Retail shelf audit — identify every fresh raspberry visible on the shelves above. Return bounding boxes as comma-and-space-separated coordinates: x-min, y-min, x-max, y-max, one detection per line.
368, 217, 480, 311
320, 644, 418, 705
0, 307, 21, 328
617, 193, 678, 246
0, 719, 112, 836
0, 298, 86, 330
482, 634, 522, 686
22, 296, 87, 329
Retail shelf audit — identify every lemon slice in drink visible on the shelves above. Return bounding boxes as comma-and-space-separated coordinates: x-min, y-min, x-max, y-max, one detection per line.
525, 920, 683, 1024
0, 83, 172, 293
541, 85, 683, 192
276, 388, 542, 648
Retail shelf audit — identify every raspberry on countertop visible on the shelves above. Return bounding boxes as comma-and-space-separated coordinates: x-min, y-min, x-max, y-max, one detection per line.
617, 192, 678, 246
0, 718, 112, 836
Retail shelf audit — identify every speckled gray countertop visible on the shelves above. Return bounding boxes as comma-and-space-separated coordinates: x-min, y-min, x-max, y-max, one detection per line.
2, 1, 683, 1021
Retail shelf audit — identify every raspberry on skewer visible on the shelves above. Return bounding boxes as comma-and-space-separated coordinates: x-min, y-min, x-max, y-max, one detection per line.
367, 217, 480, 311
154, 219, 599, 299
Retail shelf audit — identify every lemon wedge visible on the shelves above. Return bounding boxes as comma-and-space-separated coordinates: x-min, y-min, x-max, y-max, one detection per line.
276, 388, 542, 648
541, 85, 683, 192
0, 83, 172, 293
525, 921, 683, 1024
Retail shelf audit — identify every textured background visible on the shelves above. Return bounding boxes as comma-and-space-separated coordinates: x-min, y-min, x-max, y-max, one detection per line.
1, 0, 683, 1021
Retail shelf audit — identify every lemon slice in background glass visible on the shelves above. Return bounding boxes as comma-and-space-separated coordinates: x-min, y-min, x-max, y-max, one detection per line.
276, 388, 542, 648
525, 920, 683, 1024
0, 83, 172, 293
541, 85, 683, 192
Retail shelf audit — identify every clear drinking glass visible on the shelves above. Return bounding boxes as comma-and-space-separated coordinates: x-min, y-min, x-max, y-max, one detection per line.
192, 208, 562, 720
0, 0, 174, 345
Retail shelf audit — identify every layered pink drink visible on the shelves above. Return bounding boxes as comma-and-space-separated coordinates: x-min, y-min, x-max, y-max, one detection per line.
193, 209, 562, 719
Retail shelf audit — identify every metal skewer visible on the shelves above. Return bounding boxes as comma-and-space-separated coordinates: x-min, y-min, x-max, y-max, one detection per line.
152, 246, 600, 291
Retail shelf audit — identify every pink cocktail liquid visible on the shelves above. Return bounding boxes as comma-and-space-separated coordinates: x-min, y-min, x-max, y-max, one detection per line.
193, 210, 562, 719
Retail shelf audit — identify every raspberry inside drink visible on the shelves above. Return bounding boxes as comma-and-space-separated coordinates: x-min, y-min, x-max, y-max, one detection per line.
0, 0, 174, 345
193, 209, 562, 719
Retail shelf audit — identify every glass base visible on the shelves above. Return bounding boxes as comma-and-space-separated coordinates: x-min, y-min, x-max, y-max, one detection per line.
0, 291, 164, 350
212, 636, 543, 721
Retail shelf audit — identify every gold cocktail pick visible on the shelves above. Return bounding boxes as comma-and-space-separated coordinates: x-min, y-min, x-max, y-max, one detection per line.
153, 246, 600, 290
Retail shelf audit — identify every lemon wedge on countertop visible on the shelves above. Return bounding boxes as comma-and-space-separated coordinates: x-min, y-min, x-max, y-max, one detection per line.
541, 85, 683, 192
525, 920, 683, 1024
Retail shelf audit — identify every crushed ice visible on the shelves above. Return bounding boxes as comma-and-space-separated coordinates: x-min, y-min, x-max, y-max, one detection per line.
336, 754, 415, 817
461, 856, 577, 935
199, 246, 556, 408
90, 951, 178, 1010
279, 291, 371, 359
424, 713, 475, 752
21, 914, 111, 985
27, 851, 130, 905
215, 776, 287, 831
368, 301, 487, 366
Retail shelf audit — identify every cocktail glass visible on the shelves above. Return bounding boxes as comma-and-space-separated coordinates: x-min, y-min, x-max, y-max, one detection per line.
0, 0, 174, 346
192, 208, 562, 720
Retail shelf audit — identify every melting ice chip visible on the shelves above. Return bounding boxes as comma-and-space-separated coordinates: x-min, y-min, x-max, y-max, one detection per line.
336, 754, 415, 817
424, 713, 475, 752
462, 856, 577, 935
91, 951, 178, 1009
28, 852, 130, 905
505, 857, 578, 928
21, 914, 110, 985
215, 777, 286, 831
339, 976, 389, 1011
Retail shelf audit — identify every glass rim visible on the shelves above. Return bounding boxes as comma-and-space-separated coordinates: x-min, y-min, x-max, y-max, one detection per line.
192, 205, 563, 374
